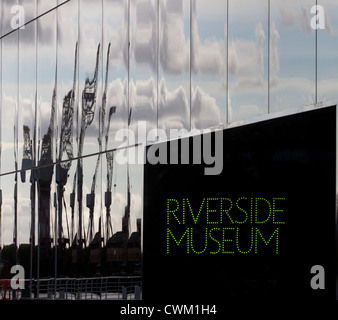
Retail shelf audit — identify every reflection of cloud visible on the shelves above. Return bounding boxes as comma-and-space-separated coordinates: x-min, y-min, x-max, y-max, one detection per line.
37, 17, 56, 45
158, 77, 189, 132
279, 5, 312, 33
191, 1, 225, 75
232, 104, 263, 122
270, 22, 280, 87
191, 86, 221, 129
160, 0, 189, 74
2, 192, 31, 245
131, 0, 157, 72
228, 22, 266, 89
255, 23, 265, 76
271, 77, 315, 111
20, 97, 35, 127
228, 42, 239, 75
300, 6, 312, 33
129, 77, 157, 128
317, 78, 338, 102
105, 78, 128, 138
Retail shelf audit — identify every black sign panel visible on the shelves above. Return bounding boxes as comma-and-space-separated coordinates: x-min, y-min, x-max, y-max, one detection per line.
143, 106, 336, 300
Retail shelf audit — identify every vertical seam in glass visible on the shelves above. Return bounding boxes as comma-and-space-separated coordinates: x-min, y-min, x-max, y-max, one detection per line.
268, 0, 270, 114
128, 0, 130, 133
190, 0, 192, 131
31, 0, 37, 298
315, 0, 318, 104
15, 0, 19, 263
36, 0, 40, 299
101, 0, 104, 242
157, 0, 159, 135
55, 0, 59, 290
0, 0, 2, 256
77, 0, 80, 156
0, 0, 70, 40
226, 0, 229, 124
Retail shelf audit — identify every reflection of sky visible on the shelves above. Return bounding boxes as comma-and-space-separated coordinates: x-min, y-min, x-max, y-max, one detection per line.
1, 0, 338, 245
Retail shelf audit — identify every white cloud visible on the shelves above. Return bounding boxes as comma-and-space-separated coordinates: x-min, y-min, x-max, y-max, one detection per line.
131, 0, 157, 72
191, 86, 221, 129
270, 22, 280, 87
228, 22, 266, 90
158, 77, 189, 132
159, 0, 190, 74
191, 1, 226, 75
278, 4, 314, 34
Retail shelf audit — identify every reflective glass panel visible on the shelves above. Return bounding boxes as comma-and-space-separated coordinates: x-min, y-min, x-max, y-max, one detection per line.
56, 0, 78, 255
36, 0, 57, 280
269, 0, 316, 112
0, 0, 2, 267
102, 0, 128, 254
228, 0, 268, 122
0, 172, 20, 278
103, 0, 128, 152
128, 146, 142, 275
158, 0, 190, 135
1, 0, 19, 37
317, 0, 338, 103
191, 0, 227, 129
18, 0, 36, 289
1, 2, 18, 266
77, 0, 102, 250
129, 0, 158, 143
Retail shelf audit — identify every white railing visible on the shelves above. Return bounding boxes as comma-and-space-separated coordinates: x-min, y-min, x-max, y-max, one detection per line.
13, 276, 141, 300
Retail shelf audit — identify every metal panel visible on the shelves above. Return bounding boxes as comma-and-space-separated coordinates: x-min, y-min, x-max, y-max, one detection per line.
269, 0, 316, 112
191, 0, 227, 129
158, 0, 190, 135
228, 0, 268, 122
317, 0, 338, 103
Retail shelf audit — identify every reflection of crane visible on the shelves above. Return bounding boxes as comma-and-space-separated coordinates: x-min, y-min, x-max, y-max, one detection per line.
0, 101, 1, 259
122, 108, 132, 266
76, 44, 100, 247
21, 99, 37, 293
87, 43, 116, 246
21, 126, 33, 182
37, 69, 57, 255
122, 167, 131, 266
21, 125, 35, 247
105, 106, 116, 242
56, 43, 77, 246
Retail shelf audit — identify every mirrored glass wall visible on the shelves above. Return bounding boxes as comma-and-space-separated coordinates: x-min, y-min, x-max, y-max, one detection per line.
0, 0, 337, 299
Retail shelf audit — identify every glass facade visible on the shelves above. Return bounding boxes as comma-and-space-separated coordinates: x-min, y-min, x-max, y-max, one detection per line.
0, 0, 336, 299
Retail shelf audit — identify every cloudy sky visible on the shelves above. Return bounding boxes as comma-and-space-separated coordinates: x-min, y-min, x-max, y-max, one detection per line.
0, 0, 337, 246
